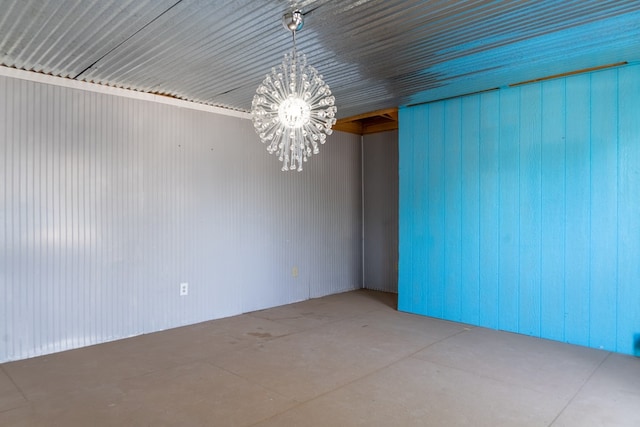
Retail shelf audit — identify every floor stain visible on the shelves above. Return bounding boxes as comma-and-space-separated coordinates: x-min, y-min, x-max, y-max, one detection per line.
248, 332, 273, 338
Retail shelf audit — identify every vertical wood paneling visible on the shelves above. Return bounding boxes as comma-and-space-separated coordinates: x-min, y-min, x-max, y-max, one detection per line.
478, 92, 500, 329
589, 69, 618, 351
0, 74, 362, 363
459, 96, 480, 325
443, 100, 462, 321
427, 104, 445, 318
497, 89, 520, 332
398, 107, 427, 313
399, 63, 640, 355
540, 79, 566, 342
564, 74, 591, 347
518, 84, 542, 337
617, 66, 640, 356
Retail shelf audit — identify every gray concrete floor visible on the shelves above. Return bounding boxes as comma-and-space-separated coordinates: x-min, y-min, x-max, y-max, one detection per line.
0, 289, 638, 426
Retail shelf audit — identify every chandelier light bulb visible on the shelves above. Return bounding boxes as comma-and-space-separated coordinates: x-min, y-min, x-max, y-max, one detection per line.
278, 96, 311, 128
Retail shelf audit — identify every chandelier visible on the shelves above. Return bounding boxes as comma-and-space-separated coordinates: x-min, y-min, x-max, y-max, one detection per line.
251, 10, 337, 172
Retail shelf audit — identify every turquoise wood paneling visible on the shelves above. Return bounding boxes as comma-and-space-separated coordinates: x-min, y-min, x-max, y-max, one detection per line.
399, 63, 640, 355
478, 92, 500, 329
589, 71, 618, 350
460, 96, 480, 325
427, 103, 445, 317
443, 100, 462, 321
540, 79, 566, 342
617, 67, 640, 357
398, 107, 428, 313
563, 74, 591, 348
518, 83, 542, 338
497, 89, 520, 333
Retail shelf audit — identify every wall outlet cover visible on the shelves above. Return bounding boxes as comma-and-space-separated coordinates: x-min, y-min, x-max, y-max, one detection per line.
179, 282, 189, 296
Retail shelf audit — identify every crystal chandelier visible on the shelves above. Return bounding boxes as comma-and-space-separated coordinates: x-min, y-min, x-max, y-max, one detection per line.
251, 10, 337, 172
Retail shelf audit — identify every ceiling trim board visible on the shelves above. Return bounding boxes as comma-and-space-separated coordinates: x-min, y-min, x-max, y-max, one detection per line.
0, 65, 252, 120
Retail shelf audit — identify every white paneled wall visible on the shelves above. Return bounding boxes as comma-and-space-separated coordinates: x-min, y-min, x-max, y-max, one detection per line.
363, 131, 398, 293
0, 73, 362, 362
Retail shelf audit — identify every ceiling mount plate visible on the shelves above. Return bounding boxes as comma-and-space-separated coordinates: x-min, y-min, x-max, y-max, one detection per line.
282, 10, 304, 33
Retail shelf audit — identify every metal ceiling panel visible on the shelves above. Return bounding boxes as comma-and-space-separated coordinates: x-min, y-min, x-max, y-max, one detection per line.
0, 0, 178, 77
1, 0, 640, 118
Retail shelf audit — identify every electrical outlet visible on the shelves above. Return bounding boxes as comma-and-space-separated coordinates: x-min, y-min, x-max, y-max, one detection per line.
179, 282, 189, 296
292, 266, 299, 278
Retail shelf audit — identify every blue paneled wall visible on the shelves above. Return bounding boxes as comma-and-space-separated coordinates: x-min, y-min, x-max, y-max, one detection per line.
399, 64, 640, 355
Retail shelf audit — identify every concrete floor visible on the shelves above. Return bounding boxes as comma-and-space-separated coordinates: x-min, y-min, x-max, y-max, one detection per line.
0, 290, 638, 427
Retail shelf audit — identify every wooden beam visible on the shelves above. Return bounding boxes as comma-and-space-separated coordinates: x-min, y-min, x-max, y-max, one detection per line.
334, 107, 398, 135
338, 107, 398, 123
380, 110, 398, 121
333, 120, 363, 135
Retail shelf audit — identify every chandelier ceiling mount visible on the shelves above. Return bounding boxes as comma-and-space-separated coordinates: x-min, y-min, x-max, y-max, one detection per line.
282, 10, 304, 33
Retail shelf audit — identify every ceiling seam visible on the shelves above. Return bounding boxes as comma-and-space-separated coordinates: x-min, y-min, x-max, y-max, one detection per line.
72, 0, 184, 80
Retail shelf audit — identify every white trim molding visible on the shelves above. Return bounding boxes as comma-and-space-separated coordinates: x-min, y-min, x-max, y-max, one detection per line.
0, 65, 252, 120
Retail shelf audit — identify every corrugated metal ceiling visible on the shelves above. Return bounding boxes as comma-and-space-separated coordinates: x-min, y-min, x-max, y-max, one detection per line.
1, 0, 640, 118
